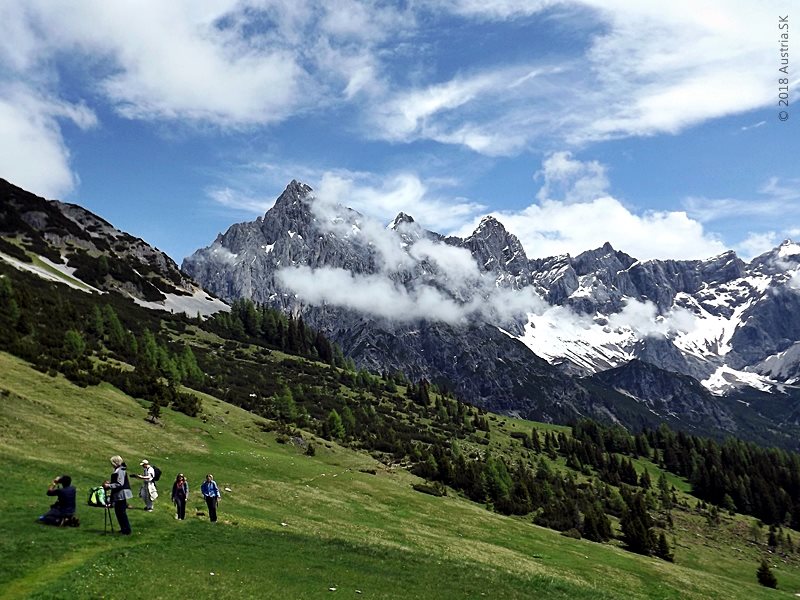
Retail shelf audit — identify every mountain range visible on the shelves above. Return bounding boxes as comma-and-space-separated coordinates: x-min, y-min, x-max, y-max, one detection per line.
3, 177, 800, 447
181, 181, 800, 446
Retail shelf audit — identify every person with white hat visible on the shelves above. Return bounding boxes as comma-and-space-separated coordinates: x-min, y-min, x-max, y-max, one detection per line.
132, 459, 158, 511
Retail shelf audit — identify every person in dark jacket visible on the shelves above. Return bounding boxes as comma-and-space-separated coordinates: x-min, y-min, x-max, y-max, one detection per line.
171, 473, 189, 520
38, 475, 77, 525
200, 473, 221, 522
104, 455, 132, 535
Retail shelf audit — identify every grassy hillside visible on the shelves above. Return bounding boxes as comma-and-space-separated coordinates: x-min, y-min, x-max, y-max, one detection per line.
2, 352, 799, 599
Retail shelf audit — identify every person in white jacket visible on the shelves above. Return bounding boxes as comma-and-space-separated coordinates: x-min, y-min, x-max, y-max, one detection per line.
133, 459, 158, 511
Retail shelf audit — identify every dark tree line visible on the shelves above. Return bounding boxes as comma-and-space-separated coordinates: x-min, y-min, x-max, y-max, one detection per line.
206, 299, 348, 368
645, 424, 800, 526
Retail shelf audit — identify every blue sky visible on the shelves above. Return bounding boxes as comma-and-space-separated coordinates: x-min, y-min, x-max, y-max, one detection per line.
0, 0, 797, 263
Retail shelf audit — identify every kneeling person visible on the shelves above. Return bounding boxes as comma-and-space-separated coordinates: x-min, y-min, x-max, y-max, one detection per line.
39, 475, 77, 526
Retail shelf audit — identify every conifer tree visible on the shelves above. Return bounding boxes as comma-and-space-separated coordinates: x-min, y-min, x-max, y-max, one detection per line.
178, 345, 204, 386
326, 409, 345, 440
102, 305, 127, 352
147, 399, 162, 423
274, 385, 298, 422
340, 405, 356, 437
63, 329, 86, 359
655, 532, 674, 562
621, 491, 655, 555
757, 559, 777, 588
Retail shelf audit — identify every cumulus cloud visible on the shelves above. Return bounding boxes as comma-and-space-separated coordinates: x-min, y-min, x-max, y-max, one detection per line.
1, 2, 308, 127
735, 232, 779, 261
452, 152, 726, 260
277, 266, 478, 324
493, 197, 726, 260
187, 242, 239, 267
309, 195, 416, 272
274, 192, 548, 324
276, 264, 546, 324
0, 85, 97, 198
315, 170, 486, 231
535, 151, 609, 204
607, 299, 699, 338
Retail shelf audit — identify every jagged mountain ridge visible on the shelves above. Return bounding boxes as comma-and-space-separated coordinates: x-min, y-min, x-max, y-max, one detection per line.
183, 181, 800, 392
0, 178, 226, 315
1, 176, 798, 445
182, 181, 800, 443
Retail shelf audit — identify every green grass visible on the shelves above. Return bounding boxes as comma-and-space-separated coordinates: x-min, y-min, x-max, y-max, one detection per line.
2, 351, 799, 599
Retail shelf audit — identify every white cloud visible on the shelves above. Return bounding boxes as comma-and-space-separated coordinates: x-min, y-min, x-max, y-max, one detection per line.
276, 266, 476, 324
736, 232, 779, 261
0, 1, 413, 129
276, 262, 546, 324
373, 72, 503, 141
18, 2, 308, 127
409, 239, 481, 284
315, 171, 485, 231
684, 178, 800, 260
451, 152, 725, 260
535, 151, 608, 203
607, 298, 698, 338
484, 196, 726, 260
0, 85, 97, 198
430, 0, 557, 19
368, 0, 784, 153
206, 187, 275, 214
740, 120, 766, 131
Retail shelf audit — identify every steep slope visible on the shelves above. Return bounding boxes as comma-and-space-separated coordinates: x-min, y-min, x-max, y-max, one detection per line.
4, 351, 799, 599
0, 178, 226, 315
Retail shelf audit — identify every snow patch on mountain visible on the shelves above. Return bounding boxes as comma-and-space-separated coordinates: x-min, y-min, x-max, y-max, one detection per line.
133, 288, 229, 317
703, 365, 775, 395
0, 251, 103, 293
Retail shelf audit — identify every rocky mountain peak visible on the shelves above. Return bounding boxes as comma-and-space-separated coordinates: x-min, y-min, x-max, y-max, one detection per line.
390, 212, 415, 229
748, 239, 800, 276
463, 215, 528, 276
277, 179, 313, 203
573, 242, 636, 276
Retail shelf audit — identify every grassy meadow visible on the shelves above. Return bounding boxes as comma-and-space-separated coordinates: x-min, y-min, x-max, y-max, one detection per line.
2, 350, 800, 599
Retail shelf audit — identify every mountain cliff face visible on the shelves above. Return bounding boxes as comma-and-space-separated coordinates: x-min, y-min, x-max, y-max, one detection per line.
183, 181, 800, 441
0, 178, 226, 315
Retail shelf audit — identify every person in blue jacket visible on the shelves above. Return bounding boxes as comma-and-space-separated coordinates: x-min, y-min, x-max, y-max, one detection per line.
200, 473, 221, 522
38, 474, 77, 525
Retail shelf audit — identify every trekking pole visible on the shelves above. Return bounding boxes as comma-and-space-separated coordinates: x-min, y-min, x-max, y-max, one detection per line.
104, 504, 115, 534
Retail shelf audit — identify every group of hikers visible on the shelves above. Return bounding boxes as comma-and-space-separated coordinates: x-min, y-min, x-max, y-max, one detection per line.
38, 456, 223, 534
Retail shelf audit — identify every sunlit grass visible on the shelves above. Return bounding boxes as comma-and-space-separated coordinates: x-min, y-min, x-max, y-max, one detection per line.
1, 351, 798, 599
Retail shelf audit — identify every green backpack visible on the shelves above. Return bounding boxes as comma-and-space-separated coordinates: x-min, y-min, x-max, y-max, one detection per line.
87, 486, 109, 507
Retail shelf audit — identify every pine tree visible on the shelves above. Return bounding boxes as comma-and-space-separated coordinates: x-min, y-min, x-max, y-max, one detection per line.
147, 400, 162, 423
178, 345, 204, 386
655, 532, 674, 562
63, 329, 86, 359
768, 527, 778, 548
620, 491, 655, 555
102, 305, 127, 353
326, 409, 345, 440
340, 405, 356, 437
757, 559, 777, 588
273, 385, 298, 422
